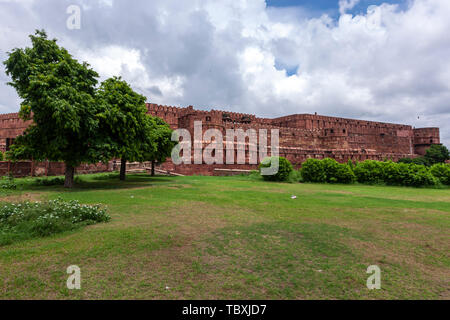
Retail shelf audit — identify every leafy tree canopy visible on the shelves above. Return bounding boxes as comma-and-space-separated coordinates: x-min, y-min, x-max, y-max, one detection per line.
144, 116, 175, 164
4, 30, 177, 184
97, 76, 149, 162
424, 144, 450, 165
97, 77, 175, 179
3, 30, 105, 187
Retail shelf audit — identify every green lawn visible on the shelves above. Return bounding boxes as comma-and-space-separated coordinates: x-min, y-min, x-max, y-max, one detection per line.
0, 173, 449, 299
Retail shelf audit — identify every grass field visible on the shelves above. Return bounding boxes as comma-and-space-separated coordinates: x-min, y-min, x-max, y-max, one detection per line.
0, 173, 449, 299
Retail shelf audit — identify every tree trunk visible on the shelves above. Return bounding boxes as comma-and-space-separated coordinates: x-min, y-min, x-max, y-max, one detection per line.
120, 158, 126, 181
64, 164, 75, 188
151, 160, 155, 177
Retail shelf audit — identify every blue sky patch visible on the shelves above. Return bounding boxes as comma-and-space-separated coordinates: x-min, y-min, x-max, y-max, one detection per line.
275, 60, 299, 77
266, 0, 408, 17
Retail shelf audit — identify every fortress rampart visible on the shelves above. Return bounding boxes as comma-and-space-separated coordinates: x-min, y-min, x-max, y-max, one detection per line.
0, 104, 441, 176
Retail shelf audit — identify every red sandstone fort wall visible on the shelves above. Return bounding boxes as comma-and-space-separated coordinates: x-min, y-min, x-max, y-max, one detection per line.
0, 161, 111, 178
145, 103, 439, 166
413, 127, 441, 155
0, 103, 441, 177
0, 113, 31, 151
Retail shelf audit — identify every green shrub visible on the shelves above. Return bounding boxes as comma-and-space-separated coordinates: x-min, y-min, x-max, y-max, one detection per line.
398, 157, 429, 166
302, 159, 439, 188
35, 177, 65, 186
383, 162, 438, 187
398, 157, 413, 164
322, 158, 355, 184
0, 198, 110, 245
288, 170, 302, 183
347, 159, 355, 170
301, 158, 355, 184
259, 156, 293, 182
299, 159, 326, 183
0, 174, 17, 190
411, 167, 439, 187
353, 160, 386, 184
337, 164, 356, 184
430, 163, 450, 185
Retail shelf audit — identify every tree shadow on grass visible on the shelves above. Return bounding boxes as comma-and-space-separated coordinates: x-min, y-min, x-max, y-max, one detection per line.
10, 173, 180, 195
71, 174, 176, 191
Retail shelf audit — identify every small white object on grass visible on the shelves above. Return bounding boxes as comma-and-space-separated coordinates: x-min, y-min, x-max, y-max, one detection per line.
291, 195, 297, 199
165, 286, 170, 290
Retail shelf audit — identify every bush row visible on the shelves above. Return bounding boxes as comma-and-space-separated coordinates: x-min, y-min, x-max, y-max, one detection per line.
300, 158, 355, 184
259, 157, 450, 187
352, 160, 439, 187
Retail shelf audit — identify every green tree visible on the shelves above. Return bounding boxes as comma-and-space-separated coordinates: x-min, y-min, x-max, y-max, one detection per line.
144, 117, 175, 176
424, 144, 450, 165
3, 30, 105, 188
96, 77, 150, 181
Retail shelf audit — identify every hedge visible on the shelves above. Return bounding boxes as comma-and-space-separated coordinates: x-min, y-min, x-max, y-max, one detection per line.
300, 158, 355, 184
257, 158, 447, 188
430, 163, 450, 185
299, 159, 444, 188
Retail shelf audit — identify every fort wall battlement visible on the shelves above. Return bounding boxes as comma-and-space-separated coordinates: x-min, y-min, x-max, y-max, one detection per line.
0, 103, 441, 176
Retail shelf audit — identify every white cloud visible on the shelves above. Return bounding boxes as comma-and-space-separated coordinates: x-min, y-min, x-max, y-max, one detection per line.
79, 46, 143, 79
78, 45, 185, 100
0, 0, 449, 146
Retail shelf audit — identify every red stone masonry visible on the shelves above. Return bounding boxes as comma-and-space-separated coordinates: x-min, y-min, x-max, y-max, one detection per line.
0, 112, 32, 151
144, 104, 440, 175
0, 104, 441, 176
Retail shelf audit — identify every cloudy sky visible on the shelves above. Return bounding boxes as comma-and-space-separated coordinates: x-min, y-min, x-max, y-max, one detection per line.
0, 0, 449, 146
